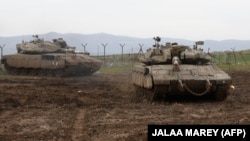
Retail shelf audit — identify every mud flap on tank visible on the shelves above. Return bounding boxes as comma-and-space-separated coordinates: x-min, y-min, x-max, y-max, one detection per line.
132, 72, 155, 102
132, 72, 153, 89
132, 72, 143, 87
143, 75, 153, 89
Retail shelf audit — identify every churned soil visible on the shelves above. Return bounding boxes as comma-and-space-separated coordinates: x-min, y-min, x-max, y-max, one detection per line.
0, 70, 249, 141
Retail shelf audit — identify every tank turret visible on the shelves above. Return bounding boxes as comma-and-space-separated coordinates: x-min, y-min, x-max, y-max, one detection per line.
16, 35, 76, 54
132, 36, 234, 102
139, 37, 211, 65
1, 35, 102, 76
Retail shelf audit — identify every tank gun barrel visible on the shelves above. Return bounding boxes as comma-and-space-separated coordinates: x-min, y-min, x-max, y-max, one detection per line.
172, 56, 180, 71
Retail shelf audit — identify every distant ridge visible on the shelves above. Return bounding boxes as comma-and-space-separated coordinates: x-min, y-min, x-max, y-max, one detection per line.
0, 32, 250, 56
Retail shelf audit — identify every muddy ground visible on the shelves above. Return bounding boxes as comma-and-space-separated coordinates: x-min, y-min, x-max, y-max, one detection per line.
0, 70, 249, 141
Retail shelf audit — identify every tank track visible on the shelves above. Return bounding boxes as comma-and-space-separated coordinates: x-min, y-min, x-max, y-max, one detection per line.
133, 70, 163, 102
133, 70, 230, 102
5, 66, 64, 77
213, 84, 230, 101
134, 85, 156, 102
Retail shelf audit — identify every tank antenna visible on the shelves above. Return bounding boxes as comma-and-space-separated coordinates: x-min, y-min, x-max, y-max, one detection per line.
153, 36, 161, 47
32, 34, 38, 39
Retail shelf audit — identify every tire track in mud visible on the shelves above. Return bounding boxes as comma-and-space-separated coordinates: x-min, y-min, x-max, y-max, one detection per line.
0, 111, 13, 135
0, 110, 13, 121
0, 71, 249, 141
71, 108, 87, 141
71, 92, 91, 141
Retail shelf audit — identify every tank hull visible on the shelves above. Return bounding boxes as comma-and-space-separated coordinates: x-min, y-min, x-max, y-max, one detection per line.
1, 53, 102, 77
133, 38, 234, 101
132, 64, 232, 101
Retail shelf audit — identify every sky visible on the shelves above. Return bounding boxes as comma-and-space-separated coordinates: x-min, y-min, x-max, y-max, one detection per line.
0, 0, 249, 40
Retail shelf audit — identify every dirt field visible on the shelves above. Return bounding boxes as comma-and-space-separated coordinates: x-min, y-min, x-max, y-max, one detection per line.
0, 70, 250, 141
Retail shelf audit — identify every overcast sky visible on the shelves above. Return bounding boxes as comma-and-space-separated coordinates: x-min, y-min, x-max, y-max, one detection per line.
0, 0, 249, 40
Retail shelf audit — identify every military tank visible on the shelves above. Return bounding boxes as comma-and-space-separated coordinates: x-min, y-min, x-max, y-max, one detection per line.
132, 36, 234, 101
1, 35, 102, 76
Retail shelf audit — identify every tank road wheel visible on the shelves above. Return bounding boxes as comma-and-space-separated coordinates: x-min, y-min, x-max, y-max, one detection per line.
46, 69, 54, 76
10, 68, 20, 75
29, 69, 39, 76
19, 68, 28, 75
54, 69, 63, 77
214, 85, 229, 101
3, 64, 11, 72
7, 67, 15, 75
39, 69, 47, 76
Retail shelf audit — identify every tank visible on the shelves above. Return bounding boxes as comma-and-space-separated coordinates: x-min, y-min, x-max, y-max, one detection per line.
1, 35, 102, 76
132, 36, 235, 101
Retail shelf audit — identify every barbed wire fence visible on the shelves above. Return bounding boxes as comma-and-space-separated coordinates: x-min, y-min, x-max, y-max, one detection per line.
91, 43, 144, 67
94, 50, 250, 68
93, 53, 139, 67
210, 51, 250, 66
